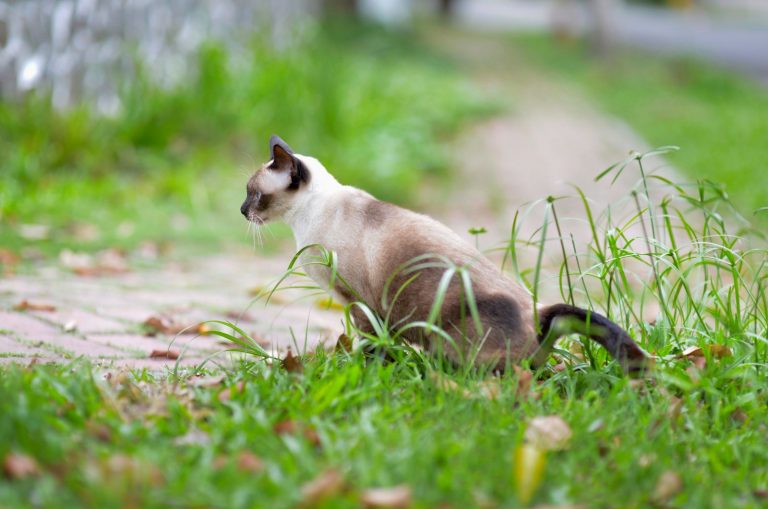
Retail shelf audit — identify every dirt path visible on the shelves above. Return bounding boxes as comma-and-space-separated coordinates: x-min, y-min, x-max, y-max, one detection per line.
0, 32, 671, 369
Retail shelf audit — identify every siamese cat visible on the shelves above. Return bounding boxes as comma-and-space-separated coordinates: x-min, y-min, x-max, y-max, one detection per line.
240, 135, 647, 373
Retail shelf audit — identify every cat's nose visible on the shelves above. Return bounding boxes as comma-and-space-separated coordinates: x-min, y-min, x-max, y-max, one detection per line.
240, 199, 249, 218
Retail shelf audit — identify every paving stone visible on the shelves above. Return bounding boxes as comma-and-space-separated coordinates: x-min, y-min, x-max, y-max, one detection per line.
101, 357, 214, 370
30, 309, 127, 334
32, 334, 125, 358
0, 357, 52, 366
86, 333, 209, 356
0, 335, 52, 357
0, 311, 61, 337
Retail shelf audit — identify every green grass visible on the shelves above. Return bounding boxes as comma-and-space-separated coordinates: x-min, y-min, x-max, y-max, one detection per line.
0, 23, 489, 256
510, 34, 768, 219
2, 154, 767, 508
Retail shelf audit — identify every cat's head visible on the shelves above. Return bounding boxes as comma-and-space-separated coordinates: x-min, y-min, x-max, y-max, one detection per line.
240, 135, 311, 224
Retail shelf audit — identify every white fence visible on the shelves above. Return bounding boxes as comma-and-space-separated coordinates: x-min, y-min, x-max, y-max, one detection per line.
0, 0, 315, 111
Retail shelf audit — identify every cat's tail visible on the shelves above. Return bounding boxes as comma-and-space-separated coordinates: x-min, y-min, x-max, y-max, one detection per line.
533, 303, 648, 374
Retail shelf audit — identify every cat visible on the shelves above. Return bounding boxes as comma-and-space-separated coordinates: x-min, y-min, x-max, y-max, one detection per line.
240, 135, 647, 373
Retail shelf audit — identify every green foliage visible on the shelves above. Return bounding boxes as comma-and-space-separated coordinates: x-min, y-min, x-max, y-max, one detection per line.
0, 24, 488, 253
512, 34, 768, 219
2, 153, 767, 508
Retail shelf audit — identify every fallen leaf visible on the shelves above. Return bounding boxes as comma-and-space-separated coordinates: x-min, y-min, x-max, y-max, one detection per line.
13, 300, 56, 312
60, 248, 129, 276
19, 224, 50, 240
653, 470, 683, 502
304, 427, 322, 447
103, 454, 164, 486
0, 248, 20, 266
335, 333, 354, 353
188, 375, 226, 388
212, 455, 228, 471
667, 397, 685, 422
224, 310, 255, 321
525, 416, 572, 451
707, 344, 733, 358
174, 429, 210, 446
149, 349, 180, 360
218, 381, 246, 402
2, 453, 40, 480
638, 453, 656, 468
360, 485, 412, 508
476, 379, 501, 400
512, 366, 533, 397
300, 468, 345, 505
680, 344, 732, 360
513, 444, 546, 504
273, 420, 297, 435
281, 351, 303, 374
530, 505, 586, 509
86, 421, 112, 442
730, 407, 748, 424
236, 451, 264, 472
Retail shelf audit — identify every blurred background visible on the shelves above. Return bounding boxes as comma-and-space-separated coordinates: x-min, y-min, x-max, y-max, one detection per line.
1, 0, 766, 264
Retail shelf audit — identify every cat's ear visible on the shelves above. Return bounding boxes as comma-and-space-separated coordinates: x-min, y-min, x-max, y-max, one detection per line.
270, 135, 294, 169
268, 134, 310, 189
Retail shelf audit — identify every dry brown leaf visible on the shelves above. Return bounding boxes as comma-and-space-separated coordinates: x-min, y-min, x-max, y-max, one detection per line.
143, 315, 210, 337
212, 455, 229, 471
281, 351, 303, 374
300, 468, 345, 505
476, 379, 501, 400
13, 300, 56, 312
530, 505, 587, 509
273, 420, 297, 435
360, 485, 412, 509
638, 453, 656, 468
653, 470, 683, 502
335, 333, 354, 353
86, 421, 112, 442
512, 366, 533, 398
103, 454, 164, 486
218, 381, 246, 402
707, 344, 733, 358
2, 453, 40, 480
680, 344, 733, 360
667, 397, 685, 422
0, 248, 20, 266
303, 427, 322, 447
236, 451, 264, 473
61, 248, 129, 276
149, 349, 180, 360
525, 416, 572, 451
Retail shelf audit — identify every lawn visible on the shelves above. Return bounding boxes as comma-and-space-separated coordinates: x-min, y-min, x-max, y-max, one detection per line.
2, 25, 767, 509
2, 152, 767, 508
510, 34, 768, 221
0, 23, 488, 257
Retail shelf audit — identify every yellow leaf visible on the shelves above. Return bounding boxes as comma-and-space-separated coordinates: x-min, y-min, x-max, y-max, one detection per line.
514, 444, 546, 504
525, 416, 572, 451
360, 485, 412, 508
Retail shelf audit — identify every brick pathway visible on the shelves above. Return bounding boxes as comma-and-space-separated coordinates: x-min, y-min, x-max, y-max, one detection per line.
1, 32, 668, 370
0, 247, 343, 370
